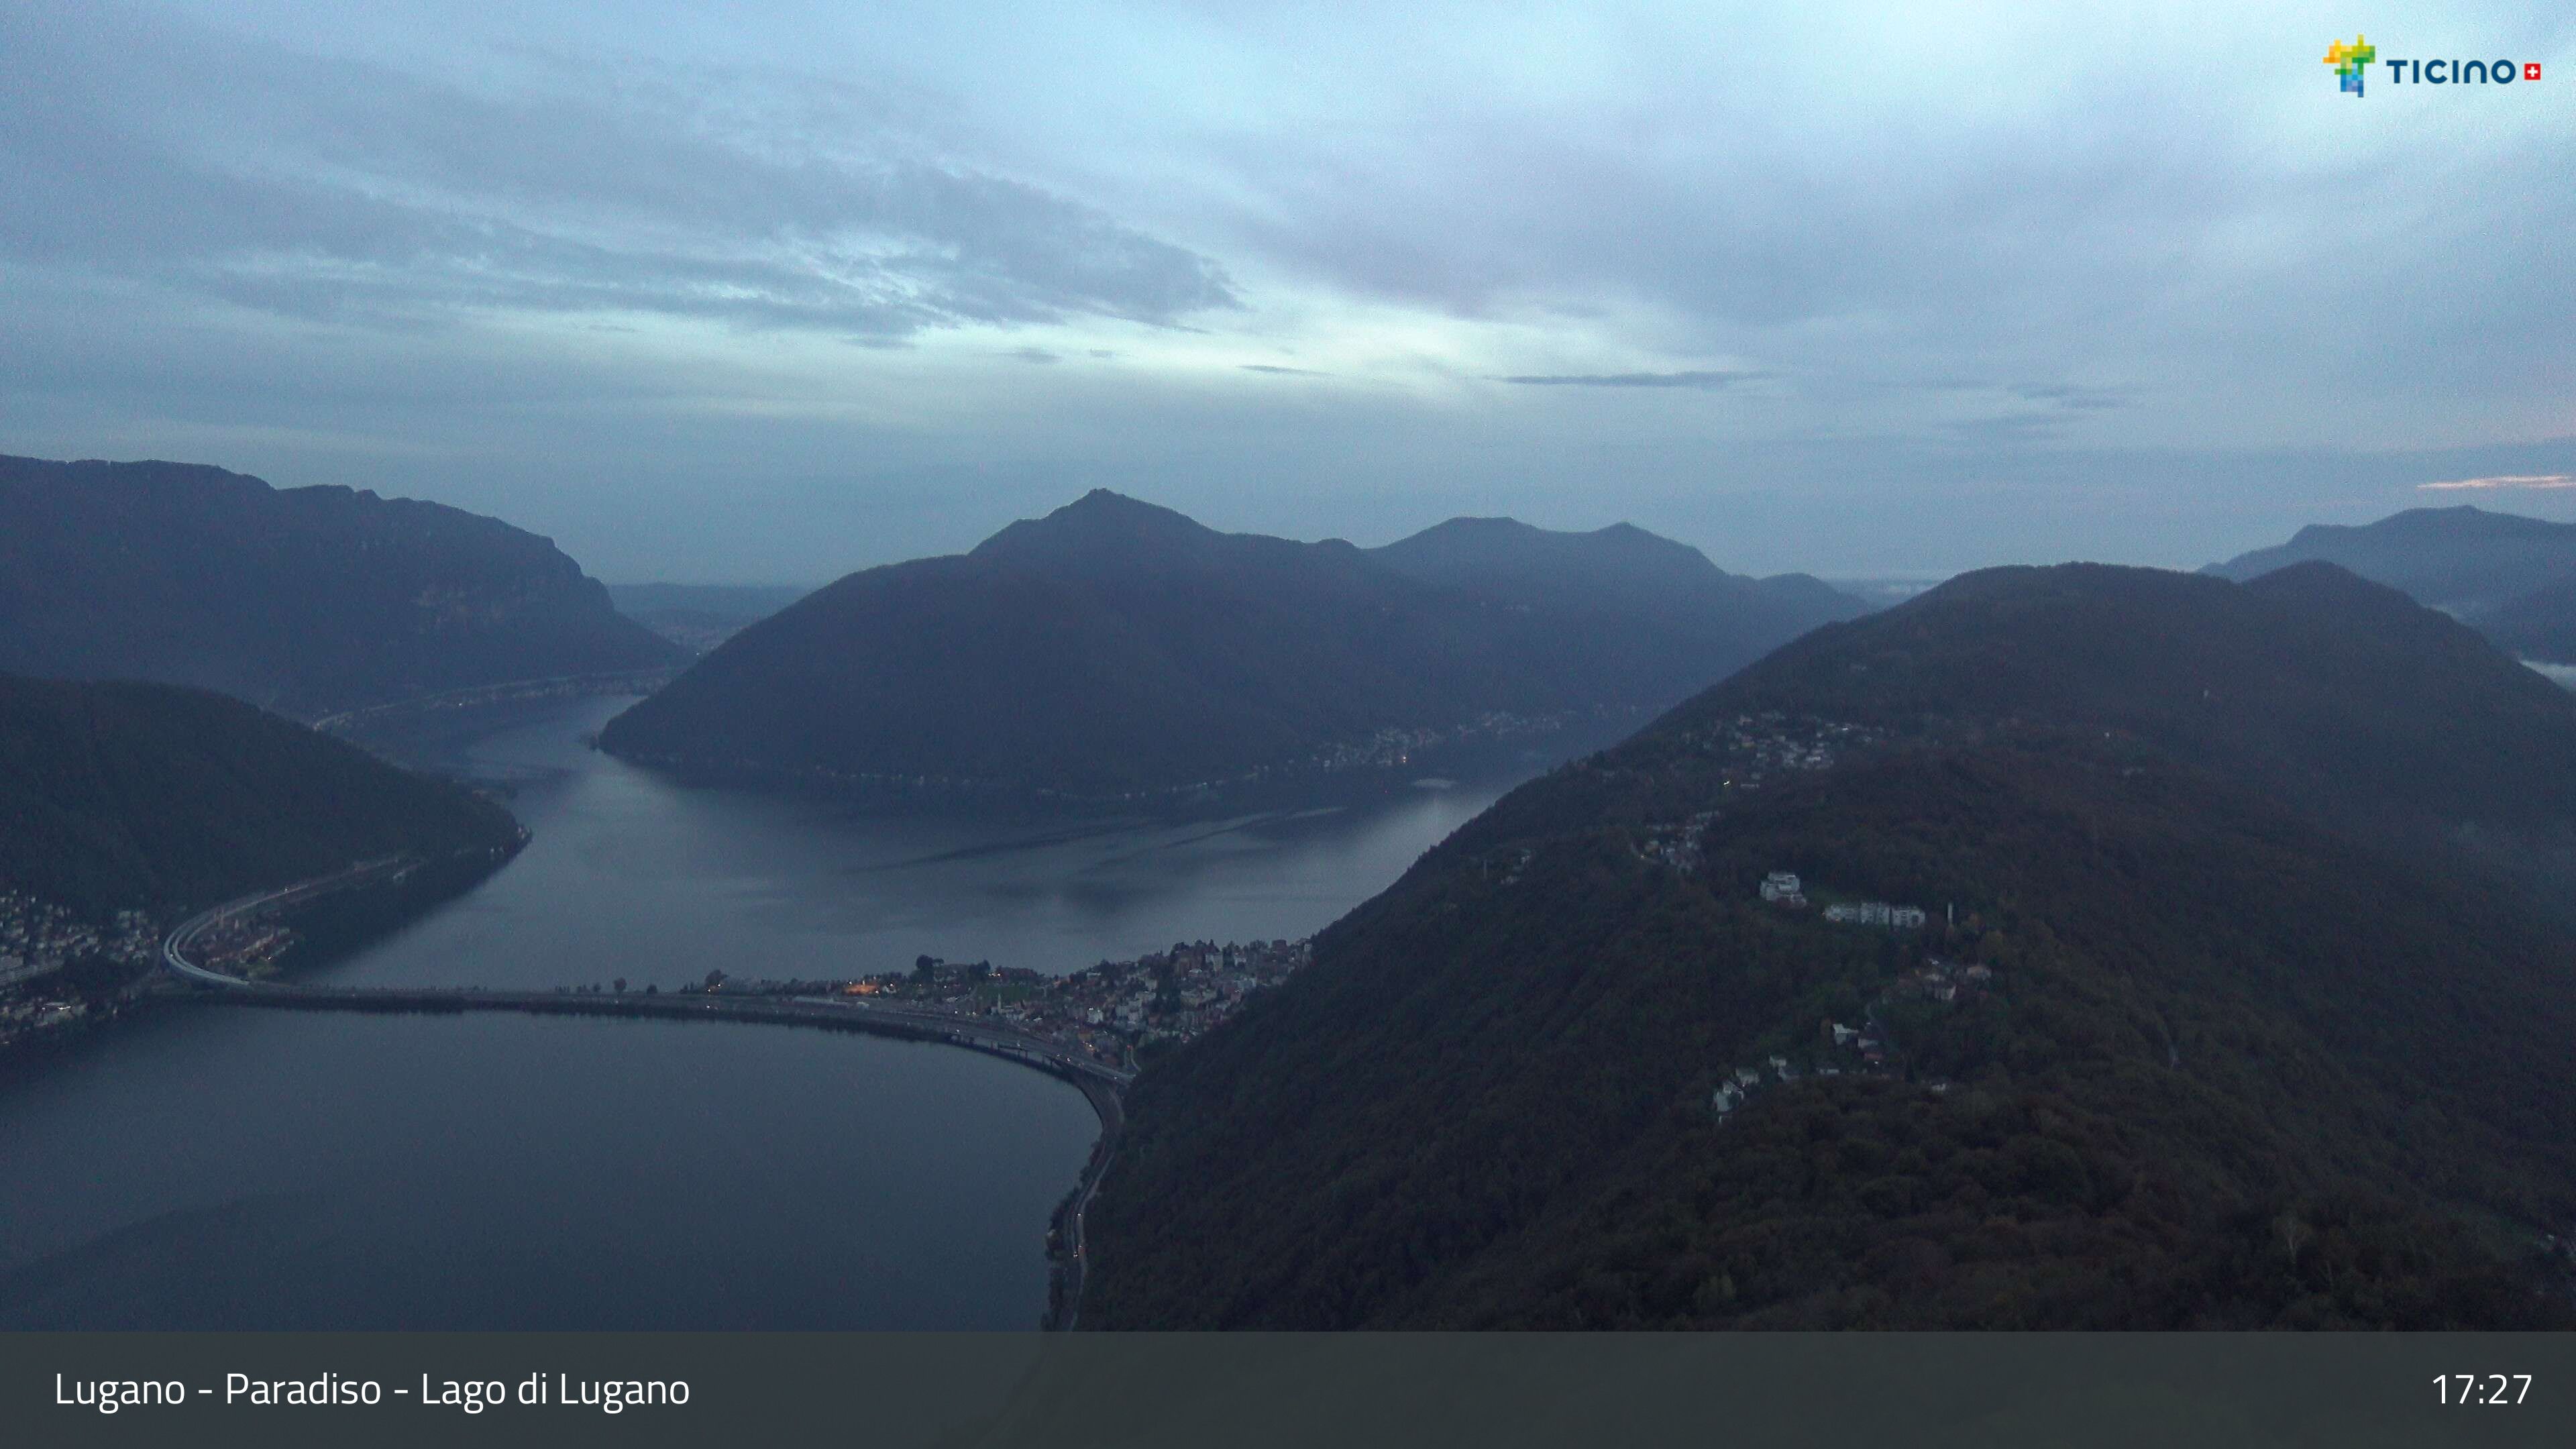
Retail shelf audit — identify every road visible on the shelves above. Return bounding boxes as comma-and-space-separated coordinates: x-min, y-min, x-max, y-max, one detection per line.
160, 857, 416, 987
1053, 1079, 1123, 1330
307, 667, 677, 733
162, 867, 1132, 1327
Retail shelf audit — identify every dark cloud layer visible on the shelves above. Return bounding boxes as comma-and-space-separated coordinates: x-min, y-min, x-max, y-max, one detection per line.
0, 10, 1234, 337
0, 5, 2568, 584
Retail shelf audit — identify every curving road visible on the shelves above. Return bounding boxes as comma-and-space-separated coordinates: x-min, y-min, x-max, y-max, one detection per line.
161, 857, 415, 986
161, 864, 1131, 1326
161, 865, 1135, 1096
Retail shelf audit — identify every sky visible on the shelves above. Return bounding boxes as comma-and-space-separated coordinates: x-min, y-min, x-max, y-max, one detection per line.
3, 2, 2572, 584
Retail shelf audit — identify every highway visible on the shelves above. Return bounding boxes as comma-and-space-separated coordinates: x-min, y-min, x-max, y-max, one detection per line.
307, 667, 678, 733
162, 866, 1131, 1327
160, 857, 417, 987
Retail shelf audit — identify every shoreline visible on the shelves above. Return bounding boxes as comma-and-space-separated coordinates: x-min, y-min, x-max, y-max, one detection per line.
160, 863, 1132, 1331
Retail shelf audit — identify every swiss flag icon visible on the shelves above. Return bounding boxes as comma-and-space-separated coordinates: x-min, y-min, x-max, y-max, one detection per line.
2526, 63, 2542, 80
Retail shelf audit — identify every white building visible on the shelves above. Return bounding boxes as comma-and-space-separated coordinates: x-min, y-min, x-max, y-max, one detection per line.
1759, 871, 1804, 904
1824, 900, 1927, 928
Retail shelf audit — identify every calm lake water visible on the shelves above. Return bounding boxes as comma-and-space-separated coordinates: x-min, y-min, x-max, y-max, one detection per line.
0, 697, 1544, 1328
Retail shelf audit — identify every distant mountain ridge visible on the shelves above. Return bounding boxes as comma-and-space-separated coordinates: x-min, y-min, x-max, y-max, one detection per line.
0, 455, 680, 718
597, 491, 1865, 798
1371, 514, 1852, 619
1086, 561, 2576, 1330
607, 584, 811, 655
2208, 504, 2576, 663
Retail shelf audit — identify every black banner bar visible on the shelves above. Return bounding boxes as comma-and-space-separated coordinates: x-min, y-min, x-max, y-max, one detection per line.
11, 1332, 2575, 1448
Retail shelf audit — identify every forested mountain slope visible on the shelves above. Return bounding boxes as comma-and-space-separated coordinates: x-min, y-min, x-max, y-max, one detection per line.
0, 454, 678, 718
1086, 564, 2576, 1329
0, 674, 519, 920
600, 492, 1862, 797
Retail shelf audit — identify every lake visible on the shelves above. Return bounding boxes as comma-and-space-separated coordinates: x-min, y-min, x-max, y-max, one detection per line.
0, 697, 1550, 1328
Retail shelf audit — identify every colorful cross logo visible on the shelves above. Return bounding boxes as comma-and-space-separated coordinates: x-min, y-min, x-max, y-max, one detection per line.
2324, 36, 2377, 95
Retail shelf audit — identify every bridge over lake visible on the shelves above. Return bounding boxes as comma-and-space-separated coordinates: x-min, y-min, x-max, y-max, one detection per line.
161, 860, 1128, 1327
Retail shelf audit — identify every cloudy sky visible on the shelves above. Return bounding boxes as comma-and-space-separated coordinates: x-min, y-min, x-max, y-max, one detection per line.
4, 2, 2571, 583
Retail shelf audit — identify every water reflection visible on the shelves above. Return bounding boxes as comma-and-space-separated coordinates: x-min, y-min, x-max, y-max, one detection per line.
330, 697, 1532, 991
0, 694, 1574, 1328
0, 1007, 1097, 1328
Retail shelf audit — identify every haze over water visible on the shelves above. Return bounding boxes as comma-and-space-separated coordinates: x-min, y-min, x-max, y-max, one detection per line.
335, 697, 1523, 990
0, 697, 1534, 1329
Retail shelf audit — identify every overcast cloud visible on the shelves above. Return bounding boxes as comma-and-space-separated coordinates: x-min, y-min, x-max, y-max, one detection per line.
3, 2, 2570, 582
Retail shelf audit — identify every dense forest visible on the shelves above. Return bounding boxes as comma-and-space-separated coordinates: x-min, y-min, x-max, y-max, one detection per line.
0, 454, 678, 718
0, 673, 521, 920
1621, 561, 2576, 846
598, 491, 1860, 797
1085, 562, 2576, 1329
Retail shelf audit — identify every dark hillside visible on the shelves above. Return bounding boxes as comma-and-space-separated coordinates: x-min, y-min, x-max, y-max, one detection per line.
0, 674, 519, 920
1621, 561, 2576, 842
2208, 505, 2576, 664
1086, 564, 2576, 1329
0, 455, 678, 718
600, 492, 1862, 798
2485, 575, 2576, 665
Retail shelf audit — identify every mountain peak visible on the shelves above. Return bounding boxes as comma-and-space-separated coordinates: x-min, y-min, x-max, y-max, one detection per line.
969, 490, 1224, 568
1057, 488, 1183, 519
2239, 557, 2410, 607
1371, 513, 1752, 600
1066, 486, 1165, 514
603, 498, 1865, 797
2253, 504, 2565, 557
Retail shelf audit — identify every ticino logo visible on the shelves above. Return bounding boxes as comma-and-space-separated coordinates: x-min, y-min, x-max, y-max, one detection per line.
2324, 35, 2542, 96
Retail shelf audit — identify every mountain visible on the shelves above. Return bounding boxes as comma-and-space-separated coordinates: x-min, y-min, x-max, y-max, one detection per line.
2208, 505, 2576, 663
2483, 574, 2576, 666
1368, 516, 1858, 697
0, 673, 520, 922
1371, 515, 1838, 614
0, 455, 682, 718
1695, 561, 2576, 844
607, 584, 811, 655
1084, 563, 2576, 1330
596, 492, 1865, 798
